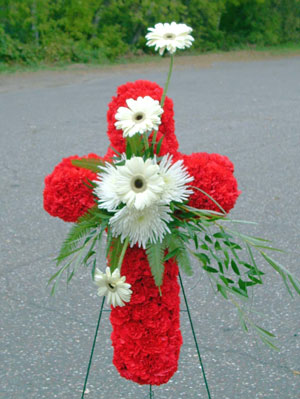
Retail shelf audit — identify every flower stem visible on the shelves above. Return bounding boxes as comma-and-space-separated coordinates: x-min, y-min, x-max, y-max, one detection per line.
117, 236, 130, 271
160, 54, 174, 108
143, 132, 149, 150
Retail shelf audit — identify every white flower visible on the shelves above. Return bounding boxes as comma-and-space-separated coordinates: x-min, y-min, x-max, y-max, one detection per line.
94, 162, 121, 211
146, 22, 194, 55
94, 157, 164, 211
120, 157, 165, 210
94, 267, 132, 307
158, 155, 194, 204
110, 203, 172, 248
115, 96, 163, 137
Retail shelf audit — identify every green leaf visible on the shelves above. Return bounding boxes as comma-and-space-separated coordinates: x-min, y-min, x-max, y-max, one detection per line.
231, 259, 240, 275
217, 284, 228, 299
231, 286, 248, 298
91, 259, 97, 280
214, 241, 222, 251
203, 266, 219, 273
238, 310, 248, 333
220, 275, 234, 285
109, 145, 122, 157
245, 245, 265, 278
247, 275, 262, 284
224, 241, 242, 250
194, 252, 210, 266
261, 252, 300, 297
146, 242, 165, 289
71, 158, 105, 173
107, 236, 124, 273
255, 325, 276, 338
213, 232, 227, 239
177, 246, 193, 276
200, 243, 209, 250
193, 234, 199, 250
164, 235, 193, 276
218, 261, 224, 274
126, 139, 133, 158
260, 337, 279, 351
238, 278, 247, 292
163, 248, 180, 261
205, 234, 213, 243
156, 135, 164, 155
288, 274, 300, 295
253, 244, 285, 252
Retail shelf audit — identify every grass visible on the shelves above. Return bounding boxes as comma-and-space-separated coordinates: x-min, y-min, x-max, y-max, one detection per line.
1, 42, 300, 75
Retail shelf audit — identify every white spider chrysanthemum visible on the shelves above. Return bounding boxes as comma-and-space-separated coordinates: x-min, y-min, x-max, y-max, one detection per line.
146, 22, 194, 55
94, 267, 132, 307
115, 96, 163, 137
94, 162, 121, 211
110, 204, 172, 248
158, 155, 194, 204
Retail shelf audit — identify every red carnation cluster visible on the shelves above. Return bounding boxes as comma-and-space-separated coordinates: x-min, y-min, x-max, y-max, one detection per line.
106, 80, 179, 157
110, 247, 182, 385
179, 152, 241, 213
43, 154, 101, 222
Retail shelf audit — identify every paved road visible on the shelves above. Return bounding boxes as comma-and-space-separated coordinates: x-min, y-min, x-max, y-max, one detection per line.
1, 55, 300, 399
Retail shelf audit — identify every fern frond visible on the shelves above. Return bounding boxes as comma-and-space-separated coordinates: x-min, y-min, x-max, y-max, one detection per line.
56, 206, 103, 265
146, 242, 165, 290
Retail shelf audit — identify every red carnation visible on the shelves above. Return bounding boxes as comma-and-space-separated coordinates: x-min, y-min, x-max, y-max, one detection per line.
43, 153, 102, 223
181, 152, 241, 213
106, 80, 179, 156
110, 246, 182, 385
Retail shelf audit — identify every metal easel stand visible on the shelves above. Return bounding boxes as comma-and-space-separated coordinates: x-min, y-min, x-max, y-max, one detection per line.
81, 275, 212, 399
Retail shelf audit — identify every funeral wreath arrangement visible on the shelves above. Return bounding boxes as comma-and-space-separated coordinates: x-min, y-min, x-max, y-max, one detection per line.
43, 22, 300, 394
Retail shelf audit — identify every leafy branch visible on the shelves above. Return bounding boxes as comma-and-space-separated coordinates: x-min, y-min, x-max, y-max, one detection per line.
48, 206, 110, 294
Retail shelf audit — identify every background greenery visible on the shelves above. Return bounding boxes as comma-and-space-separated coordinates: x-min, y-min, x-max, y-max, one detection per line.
1, 0, 300, 66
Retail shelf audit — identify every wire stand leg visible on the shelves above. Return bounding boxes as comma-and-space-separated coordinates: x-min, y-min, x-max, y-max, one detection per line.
179, 272, 212, 399
81, 297, 105, 399
149, 384, 155, 398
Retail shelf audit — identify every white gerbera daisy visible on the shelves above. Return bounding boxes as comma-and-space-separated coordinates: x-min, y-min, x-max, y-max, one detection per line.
115, 96, 163, 137
110, 203, 172, 248
158, 155, 194, 204
146, 22, 194, 55
114, 156, 164, 210
94, 267, 132, 307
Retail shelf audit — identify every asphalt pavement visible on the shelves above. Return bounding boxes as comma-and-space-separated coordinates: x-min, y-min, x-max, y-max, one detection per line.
0, 55, 300, 399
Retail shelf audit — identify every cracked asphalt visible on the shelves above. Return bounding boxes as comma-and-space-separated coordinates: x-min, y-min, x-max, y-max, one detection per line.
0, 54, 300, 399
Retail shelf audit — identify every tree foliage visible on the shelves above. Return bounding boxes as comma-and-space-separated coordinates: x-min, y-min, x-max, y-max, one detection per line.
1, 0, 299, 65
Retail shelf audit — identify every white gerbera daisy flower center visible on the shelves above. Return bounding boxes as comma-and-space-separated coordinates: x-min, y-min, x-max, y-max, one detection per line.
133, 112, 146, 123
108, 282, 117, 291
131, 175, 147, 193
164, 32, 176, 40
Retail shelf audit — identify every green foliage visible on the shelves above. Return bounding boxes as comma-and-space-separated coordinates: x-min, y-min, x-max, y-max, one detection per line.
146, 241, 165, 291
1, 0, 300, 65
71, 158, 105, 173
49, 206, 109, 294
164, 234, 193, 276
